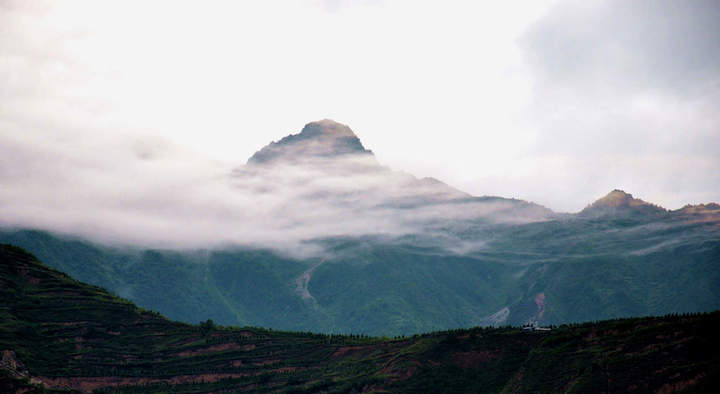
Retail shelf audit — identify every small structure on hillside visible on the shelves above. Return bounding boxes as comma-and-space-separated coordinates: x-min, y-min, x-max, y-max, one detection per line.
523, 322, 551, 332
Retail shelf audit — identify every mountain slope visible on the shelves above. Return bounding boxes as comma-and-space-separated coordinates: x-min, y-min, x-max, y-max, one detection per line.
0, 230, 519, 335
0, 120, 718, 335
2, 209, 719, 336
2, 244, 719, 393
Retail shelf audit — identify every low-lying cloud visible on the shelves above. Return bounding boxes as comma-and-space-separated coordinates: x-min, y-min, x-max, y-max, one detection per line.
0, 125, 551, 256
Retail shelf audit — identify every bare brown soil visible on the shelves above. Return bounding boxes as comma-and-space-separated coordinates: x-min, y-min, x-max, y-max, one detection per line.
176, 342, 256, 357
452, 350, 499, 368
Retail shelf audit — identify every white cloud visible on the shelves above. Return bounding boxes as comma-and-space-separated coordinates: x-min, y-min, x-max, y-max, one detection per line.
0, 121, 552, 256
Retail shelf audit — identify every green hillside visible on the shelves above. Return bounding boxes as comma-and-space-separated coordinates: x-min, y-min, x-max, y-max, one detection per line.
2, 206, 719, 337
2, 244, 720, 393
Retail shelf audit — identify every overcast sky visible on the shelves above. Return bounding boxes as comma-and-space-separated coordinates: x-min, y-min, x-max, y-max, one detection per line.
1, 0, 719, 223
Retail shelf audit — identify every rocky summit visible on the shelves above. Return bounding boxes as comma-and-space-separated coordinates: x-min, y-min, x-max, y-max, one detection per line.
247, 119, 374, 165
579, 189, 666, 217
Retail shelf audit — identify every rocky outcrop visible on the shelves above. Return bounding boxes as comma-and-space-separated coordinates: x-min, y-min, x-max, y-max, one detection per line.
1, 350, 29, 378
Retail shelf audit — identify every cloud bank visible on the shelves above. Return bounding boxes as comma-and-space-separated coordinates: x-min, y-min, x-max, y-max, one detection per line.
0, 120, 551, 255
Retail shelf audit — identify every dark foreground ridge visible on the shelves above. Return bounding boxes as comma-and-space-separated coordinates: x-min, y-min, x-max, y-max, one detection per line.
1, 244, 719, 393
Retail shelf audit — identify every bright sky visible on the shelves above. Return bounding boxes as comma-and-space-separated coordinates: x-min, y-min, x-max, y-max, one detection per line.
2, 0, 719, 212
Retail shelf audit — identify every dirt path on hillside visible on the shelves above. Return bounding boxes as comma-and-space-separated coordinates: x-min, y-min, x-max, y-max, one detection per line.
294, 259, 326, 305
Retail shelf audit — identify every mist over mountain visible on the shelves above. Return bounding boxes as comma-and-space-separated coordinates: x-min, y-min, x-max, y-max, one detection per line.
235, 119, 555, 254
2, 2, 719, 390
0, 119, 554, 256
1, 119, 718, 335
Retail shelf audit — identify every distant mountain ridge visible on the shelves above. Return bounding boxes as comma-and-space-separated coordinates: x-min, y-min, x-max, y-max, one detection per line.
247, 120, 717, 218
678, 202, 720, 216
577, 189, 720, 221
580, 189, 666, 217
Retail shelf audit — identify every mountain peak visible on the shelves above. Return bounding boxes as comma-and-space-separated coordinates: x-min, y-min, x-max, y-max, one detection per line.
301, 119, 358, 138
247, 120, 374, 165
592, 189, 637, 208
580, 189, 666, 217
